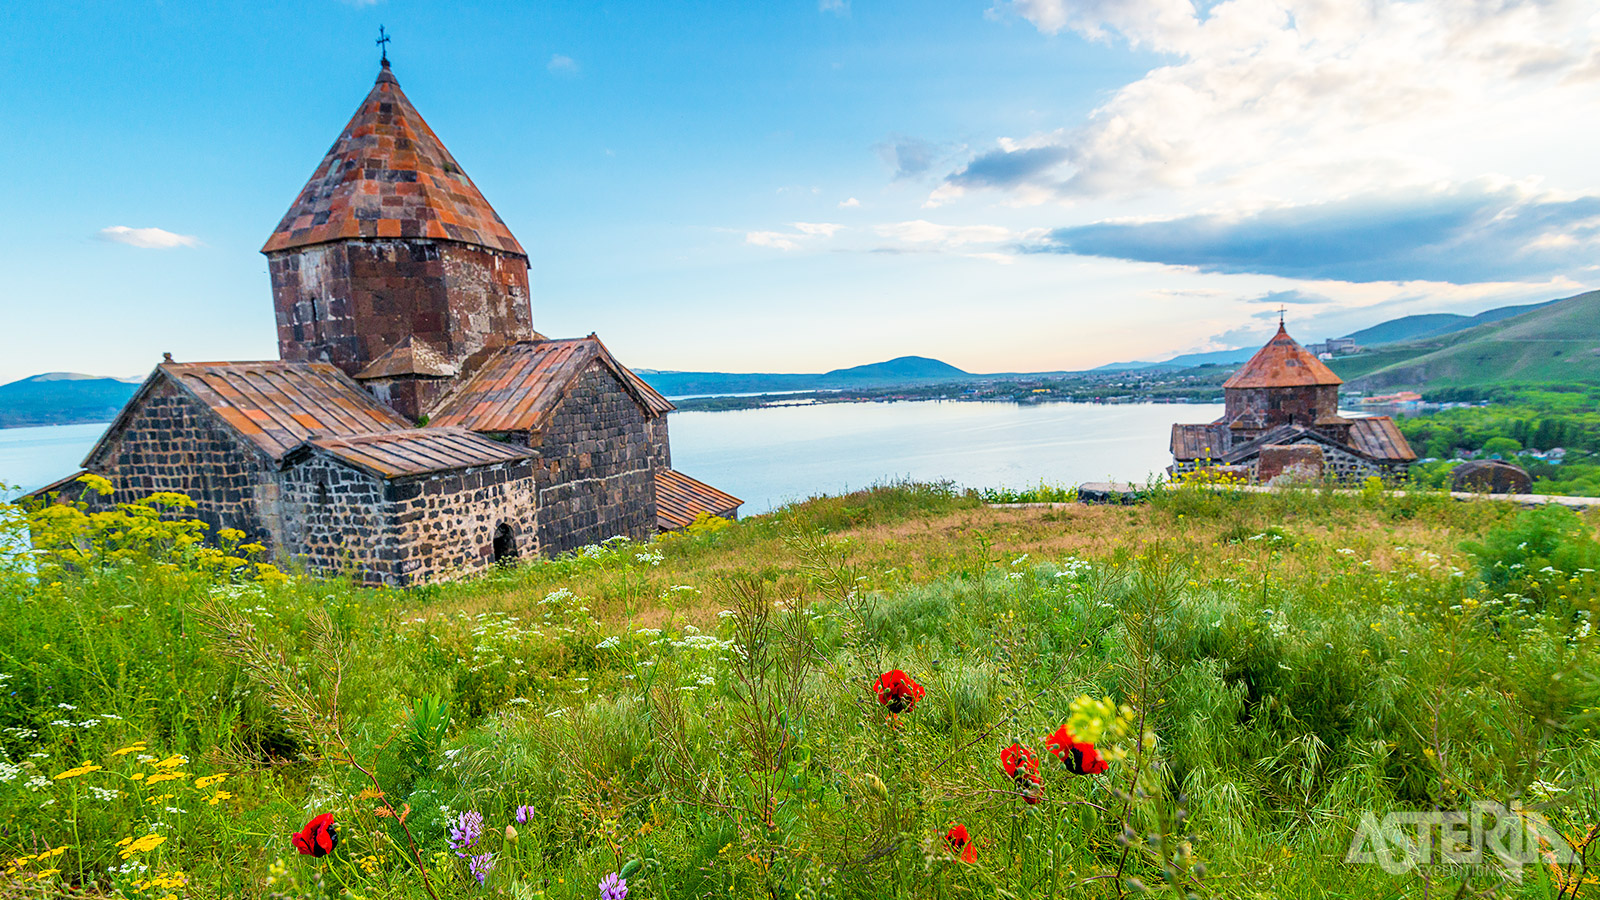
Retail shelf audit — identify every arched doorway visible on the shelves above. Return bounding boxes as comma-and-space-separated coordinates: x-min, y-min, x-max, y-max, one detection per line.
492, 522, 518, 564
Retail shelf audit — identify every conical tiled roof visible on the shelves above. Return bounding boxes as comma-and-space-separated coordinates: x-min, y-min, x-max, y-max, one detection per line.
261, 61, 525, 257
1222, 323, 1343, 389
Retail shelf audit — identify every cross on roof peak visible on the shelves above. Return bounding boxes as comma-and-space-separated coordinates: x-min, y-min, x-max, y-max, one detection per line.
376, 25, 391, 66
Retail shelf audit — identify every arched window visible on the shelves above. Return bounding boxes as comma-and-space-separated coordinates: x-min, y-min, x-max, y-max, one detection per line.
492, 522, 518, 564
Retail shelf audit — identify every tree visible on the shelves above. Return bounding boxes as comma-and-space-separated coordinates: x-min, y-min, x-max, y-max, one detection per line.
1482, 436, 1522, 457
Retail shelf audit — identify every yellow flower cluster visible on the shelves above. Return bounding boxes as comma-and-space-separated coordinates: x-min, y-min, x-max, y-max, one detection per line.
116, 834, 166, 860
112, 742, 148, 757
5, 846, 68, 878
53, 762, 103, 780
132, 871, 188, 895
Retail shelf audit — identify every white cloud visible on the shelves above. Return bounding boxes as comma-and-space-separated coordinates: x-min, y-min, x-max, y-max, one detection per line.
98, 226, 199, 249
955, 0, 1600, 210
876, 220, 1016, 246
547, 54, 579, 75
820, 0, 849, 14
745, 223, 845, 250
745, 231, 803, 251
838, 197, 861, 208
793, 222, 844, 237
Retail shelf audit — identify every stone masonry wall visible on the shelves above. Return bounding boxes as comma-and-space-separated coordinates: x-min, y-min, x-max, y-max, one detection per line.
1224, 384, 1339, 430
269, 239, 531, 377
646, 415, 671, 470
89, 377, 280, 545
535, 362, 657, 554
280, 454, 538, 586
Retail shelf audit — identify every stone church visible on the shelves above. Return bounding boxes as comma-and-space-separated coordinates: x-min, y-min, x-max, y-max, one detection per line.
1169, 322, 1416, 482
52, 59, 740, 585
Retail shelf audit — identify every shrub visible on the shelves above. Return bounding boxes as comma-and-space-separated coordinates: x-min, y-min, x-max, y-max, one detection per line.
1462, 503, 1600, 599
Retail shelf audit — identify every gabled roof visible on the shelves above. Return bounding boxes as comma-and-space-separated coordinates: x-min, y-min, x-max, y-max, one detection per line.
429, 336, 674, 433
1218, 417, 1415, 465
1169, 423, 1226, 461
1347, 417, 1417, 461
261, 62, 525, 257
656, 468, 742, 530
85, 360, 411, 468
354, 335, 459, 380
304, 427, 533, 479
1223, 323, 1343, 389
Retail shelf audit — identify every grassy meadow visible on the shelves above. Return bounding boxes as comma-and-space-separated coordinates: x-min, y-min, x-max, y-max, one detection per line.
1, 481, 1598, 899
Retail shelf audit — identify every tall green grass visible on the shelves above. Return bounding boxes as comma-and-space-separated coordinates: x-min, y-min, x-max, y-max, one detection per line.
0, 482, 1596, 898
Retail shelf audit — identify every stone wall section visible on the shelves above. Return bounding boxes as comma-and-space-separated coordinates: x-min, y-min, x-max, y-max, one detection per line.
534, 361, 658, 554
1224, 384, 1340, 434
269, 239, 531, 377
280, 454, 538, 586
646, 415, 672, 470
90, 377, 279, 545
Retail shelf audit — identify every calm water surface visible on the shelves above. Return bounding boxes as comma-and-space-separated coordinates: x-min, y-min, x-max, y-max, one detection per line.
0, 402, 1221, 513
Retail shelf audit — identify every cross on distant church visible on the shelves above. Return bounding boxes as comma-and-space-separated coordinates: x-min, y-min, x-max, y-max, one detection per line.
376, 25, 391, 64
1278, 305, 1286, 325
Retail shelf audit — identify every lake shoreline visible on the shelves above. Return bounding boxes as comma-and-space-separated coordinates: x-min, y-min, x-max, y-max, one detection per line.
3, 401, 1222, 513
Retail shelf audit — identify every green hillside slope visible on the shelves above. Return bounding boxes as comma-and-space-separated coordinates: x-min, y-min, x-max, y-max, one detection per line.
0, 374, 140, 428
1329, 290, 1600, 390
1340, 298, 1559, 347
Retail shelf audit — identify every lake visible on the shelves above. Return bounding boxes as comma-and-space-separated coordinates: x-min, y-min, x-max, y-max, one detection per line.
0, 401, 1221, 513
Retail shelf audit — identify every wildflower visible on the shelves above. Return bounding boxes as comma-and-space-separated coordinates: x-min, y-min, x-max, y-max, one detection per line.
194, 774, 227, 788
944, 824, 978, 863
1001, 743, 1042, 804
207, 791, 232, 806
117, 834, 166, 860
514, 804, 535, 824
53, 763, 103, 780
468, 852, 495, 886
873, 669, 925, 715
291, 814, 339, 858
450, 810, 484, 856
151, 755, 187, 770
1044, 724, 1110, 776
599, 871, 628, 900
505, 824, 518, 843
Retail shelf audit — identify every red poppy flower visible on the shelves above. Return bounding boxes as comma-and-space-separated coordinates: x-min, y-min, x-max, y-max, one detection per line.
1045, 724, 1110, 775
292, 813, 339, 857
874, 670, 925, 715
1001, 743, 1044, 804
1001, 743, 1039, 778
944, 824, 978, 863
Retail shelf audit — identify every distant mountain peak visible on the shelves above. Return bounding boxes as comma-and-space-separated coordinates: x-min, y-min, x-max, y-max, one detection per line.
822, 356, 968, 380
24, 372, 103, 382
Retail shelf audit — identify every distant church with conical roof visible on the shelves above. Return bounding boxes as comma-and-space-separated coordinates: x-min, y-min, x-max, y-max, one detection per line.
58, 59, 740, 585
1169, 322, 1416, 482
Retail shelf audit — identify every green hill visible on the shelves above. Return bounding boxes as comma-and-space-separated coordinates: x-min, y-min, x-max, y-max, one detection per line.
1329, 290, 1600, 390
0, 373, 141, 428
1339, 299, 1559, 347
637, 356, 970, 397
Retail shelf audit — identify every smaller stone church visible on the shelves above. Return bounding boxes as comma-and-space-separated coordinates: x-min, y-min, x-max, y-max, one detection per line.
1169, 323, 1416, 482
42, 59, 739, 586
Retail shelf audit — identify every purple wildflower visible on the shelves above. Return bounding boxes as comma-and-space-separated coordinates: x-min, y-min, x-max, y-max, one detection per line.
514, 804, 536, 824
469, 852, 495, 886
450, 810, 484, 857
599, 872, 628, 900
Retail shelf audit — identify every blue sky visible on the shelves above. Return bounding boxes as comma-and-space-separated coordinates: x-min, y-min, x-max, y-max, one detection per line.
2, 0, 1598, 383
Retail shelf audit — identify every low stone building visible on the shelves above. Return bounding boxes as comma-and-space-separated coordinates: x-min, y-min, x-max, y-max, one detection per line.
1169, 322, 1416, 482
42, 59, 740, 585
